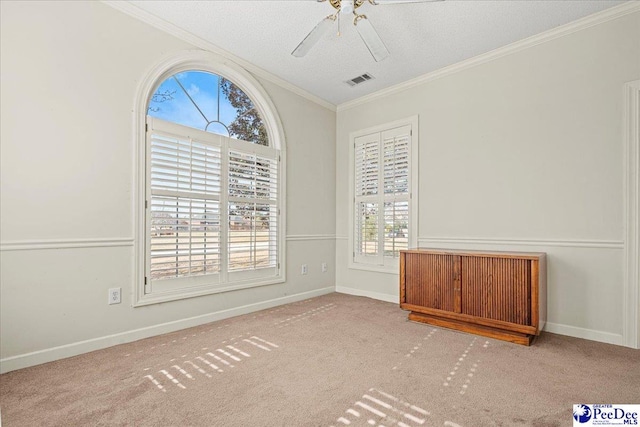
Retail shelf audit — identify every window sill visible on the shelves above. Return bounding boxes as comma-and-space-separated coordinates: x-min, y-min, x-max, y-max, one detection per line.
133, 274, 285, 307
348, 262, 399, 275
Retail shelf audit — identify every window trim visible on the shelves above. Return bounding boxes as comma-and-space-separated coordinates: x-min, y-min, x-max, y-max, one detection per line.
348, 115, 418, 274
133, 50, 287, 306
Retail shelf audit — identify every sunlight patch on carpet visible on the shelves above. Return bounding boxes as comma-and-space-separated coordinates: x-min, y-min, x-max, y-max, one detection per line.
143, 335, 278, 391
392, 328, 437, 371
441, 337, 481, 395
331, 387, 469, 427
332, 388, 430, 427
274, 303, 337, 328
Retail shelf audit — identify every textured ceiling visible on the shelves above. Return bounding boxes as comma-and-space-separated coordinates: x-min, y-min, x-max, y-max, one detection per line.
126, 0, 625, 106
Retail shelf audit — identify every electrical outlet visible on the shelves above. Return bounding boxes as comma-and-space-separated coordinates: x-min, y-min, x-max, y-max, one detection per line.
301, 264, 308, 275
321, 262, 328, 273
108, 287, 121, 305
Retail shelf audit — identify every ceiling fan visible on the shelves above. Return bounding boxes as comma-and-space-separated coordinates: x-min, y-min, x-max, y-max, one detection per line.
292, 0, 443, 62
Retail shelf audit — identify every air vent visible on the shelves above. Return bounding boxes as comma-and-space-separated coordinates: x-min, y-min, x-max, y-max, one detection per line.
346, 73, 374, 87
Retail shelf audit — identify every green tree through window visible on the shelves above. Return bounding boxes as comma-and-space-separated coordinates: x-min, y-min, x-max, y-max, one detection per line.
220, 79, 268, 146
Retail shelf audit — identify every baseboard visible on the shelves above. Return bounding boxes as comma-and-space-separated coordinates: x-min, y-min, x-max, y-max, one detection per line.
2, 288, 626, 374
543, 322, 624, 346
335, 286, 398, 304
334, 288, 626, 347
0, 286, 335, 374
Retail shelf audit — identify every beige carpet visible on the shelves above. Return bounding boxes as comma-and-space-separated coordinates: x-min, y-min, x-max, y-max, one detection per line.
1, 293, 638, 426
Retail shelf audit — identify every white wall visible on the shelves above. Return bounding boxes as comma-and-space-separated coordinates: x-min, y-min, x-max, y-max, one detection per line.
336, 10, 640, 345
0, 1, 336, 372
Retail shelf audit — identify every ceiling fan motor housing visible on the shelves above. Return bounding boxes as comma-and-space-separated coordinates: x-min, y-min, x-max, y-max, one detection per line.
329, 0, 366, 11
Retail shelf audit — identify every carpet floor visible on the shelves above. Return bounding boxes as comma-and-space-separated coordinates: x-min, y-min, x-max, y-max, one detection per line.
0, 293, 638, 426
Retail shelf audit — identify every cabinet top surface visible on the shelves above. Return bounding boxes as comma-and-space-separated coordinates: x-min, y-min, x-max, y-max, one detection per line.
404, 248, 546, 259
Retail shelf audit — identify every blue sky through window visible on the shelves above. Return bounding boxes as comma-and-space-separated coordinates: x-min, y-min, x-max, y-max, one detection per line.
148, 71, 243, 136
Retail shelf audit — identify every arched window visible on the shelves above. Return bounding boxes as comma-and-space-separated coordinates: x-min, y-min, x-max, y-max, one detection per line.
134, 52, 285, 305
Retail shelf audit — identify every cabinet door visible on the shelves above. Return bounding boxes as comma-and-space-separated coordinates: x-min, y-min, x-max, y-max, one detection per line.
404, 253, 460, 312
461, 256, 531, 326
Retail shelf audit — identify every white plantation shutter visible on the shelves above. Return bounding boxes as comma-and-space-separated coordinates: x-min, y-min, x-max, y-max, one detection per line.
383, 133, 409, 195
146, 118, 279, 295
355, 136, 379, 197
382, 129, 410, 258
228, 142, 278, 279
353, 124, 413, 267
383, 200, 409, 256
149, 196, 221, 280
354, 132, 381, 264
355, 202, 379, 262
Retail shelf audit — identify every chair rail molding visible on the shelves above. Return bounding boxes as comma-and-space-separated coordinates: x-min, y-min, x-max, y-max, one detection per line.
417, 236, 624, 249
0, 238, 134, 251
286, 234, 337, 241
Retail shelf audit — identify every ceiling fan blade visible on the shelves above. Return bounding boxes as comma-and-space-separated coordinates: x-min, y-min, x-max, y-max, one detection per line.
371, 0, 443, 4
291, 16, 335, 58
354, 16, 389, 62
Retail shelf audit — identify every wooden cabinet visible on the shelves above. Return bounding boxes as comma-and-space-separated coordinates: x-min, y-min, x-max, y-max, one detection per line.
400, 249, 546, 345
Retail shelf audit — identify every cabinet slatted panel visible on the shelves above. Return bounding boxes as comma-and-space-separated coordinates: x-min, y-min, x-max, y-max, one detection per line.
461, 257, 531, 325
405, 253, 456, 312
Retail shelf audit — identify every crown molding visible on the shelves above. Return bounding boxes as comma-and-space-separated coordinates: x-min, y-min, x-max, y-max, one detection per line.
337, 1, 640, 112
101, 1, 336, 112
